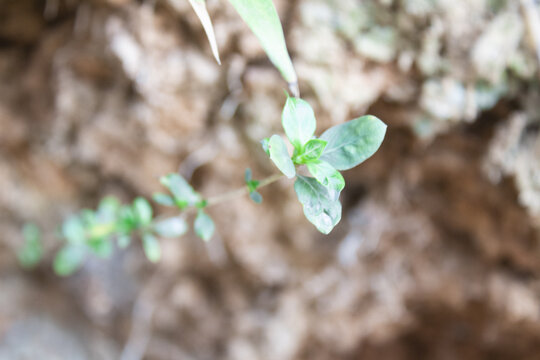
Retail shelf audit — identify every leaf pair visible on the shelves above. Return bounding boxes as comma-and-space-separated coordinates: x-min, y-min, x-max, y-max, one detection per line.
264, 97, 387, 233
155, 173, 215, 243
155, 174, 201, 209
188, 0, 297, 94
245, 168, 263, 203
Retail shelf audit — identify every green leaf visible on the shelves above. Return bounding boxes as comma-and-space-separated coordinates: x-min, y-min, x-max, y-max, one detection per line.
247, 180, 260, 192
196, 199, 208, 209
294, 176, 342, 234
188, 0, 221, 64
245, 168, 252, 182
17, 223, 43, 269
118, 206, 137, 232
133, 197, 153, 225
153, 217, 188, 238
160, 173, 200, 209
249, 191, 263, 203
268, 135, 295, 178
306, 160, 345, 195
194, 210, 215, 242
87, 237, 113, 258
227, 0, 297, 89
260, 138, 270, 155
62, 216, 86, 244
97, 196, 120, 221
153, 193, 175, 206
80, 209, 96, 226
245, 169, 260, 192
282, 97, 316, 149
117, 234, 131, 249
142, 233, 161, 263
53, 244, 86, 276
294, 139, 327, 164
320, 115, 387, 170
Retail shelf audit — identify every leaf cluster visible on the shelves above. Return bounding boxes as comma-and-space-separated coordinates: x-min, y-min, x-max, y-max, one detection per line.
264, 96, 387, 233
20, 173, 219, 276
17, 1, 387, 275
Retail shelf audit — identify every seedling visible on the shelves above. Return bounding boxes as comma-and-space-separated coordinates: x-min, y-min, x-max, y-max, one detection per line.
16, 1, 386, 275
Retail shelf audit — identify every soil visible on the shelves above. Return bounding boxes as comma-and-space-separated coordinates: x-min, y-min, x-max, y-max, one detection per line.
1, 0, 540, 359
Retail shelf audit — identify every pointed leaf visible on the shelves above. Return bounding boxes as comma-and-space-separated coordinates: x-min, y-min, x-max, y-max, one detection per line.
294, 176, 342, 234
188, 0, 221, 64
228, 0, 297, 87
268, 135, 295, 178
282, 97, 316, 149
320, 115, 387, 170
306, 160, 345, 195
194, 210, 215, 242
295, 139, 327, 164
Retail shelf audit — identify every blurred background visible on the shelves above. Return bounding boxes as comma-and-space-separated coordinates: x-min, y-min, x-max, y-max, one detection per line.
2, 0, 540, 359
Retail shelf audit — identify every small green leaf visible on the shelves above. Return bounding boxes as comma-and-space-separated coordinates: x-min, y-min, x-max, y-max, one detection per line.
18, 223, 43, 269
306, 160, 345, 195
228, 0, 297, 88
188, 0, 221, 64
249, 191, 263, 203
194, 210, 215, 242
320, 115, 387, 170
153, 217, 188, 238
80, 209, 96, 226
142, 233, 161, 263
196, 199, 208, 209
295, 139, 327, 164
268, 135, 295, 178
118, 206, 137, 233
245, 168, 252, 182
246, 180, 260, 192
62, 216, 86, 244
87, 237, 113, 258
261, 138, 270, 155
160, 173, 200, 209
294, 176, 342, 234
153, 193, 175, 207
282, 97, 316, 150
133, 197, 153, 225
117, 234, 131, 249
97, 196, 120, 221
53, 244, 86, 276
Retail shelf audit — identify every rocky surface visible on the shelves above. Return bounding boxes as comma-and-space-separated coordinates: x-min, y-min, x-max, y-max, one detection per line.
1, 0, 540, 359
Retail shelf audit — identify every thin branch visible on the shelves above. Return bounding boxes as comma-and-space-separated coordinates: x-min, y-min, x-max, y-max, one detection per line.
206, 173, 283, 207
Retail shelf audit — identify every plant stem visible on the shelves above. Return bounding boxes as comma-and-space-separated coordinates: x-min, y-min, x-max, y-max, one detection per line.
206, 173, 283, 207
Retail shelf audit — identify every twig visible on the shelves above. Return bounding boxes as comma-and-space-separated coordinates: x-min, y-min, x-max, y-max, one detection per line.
206, 173, 283, 207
